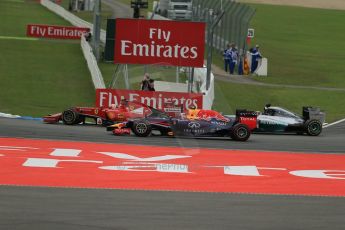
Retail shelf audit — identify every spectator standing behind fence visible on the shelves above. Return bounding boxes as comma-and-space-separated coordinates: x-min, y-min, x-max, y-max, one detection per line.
140, 73, 150, 91
84, 31, 92, 42
148, 79, 155, 91
229, 43, 239, 74
223, 44, 231, 72
250, 45, 263, 74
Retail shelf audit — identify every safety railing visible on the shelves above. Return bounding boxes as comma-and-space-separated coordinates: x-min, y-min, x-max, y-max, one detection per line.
81, 35, 105, 89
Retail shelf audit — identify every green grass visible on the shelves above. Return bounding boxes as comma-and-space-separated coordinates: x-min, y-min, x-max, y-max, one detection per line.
213, 81, 345, 122
1, 0, 71, 36
246, 4, 345, 88
0, 0, 95, 117
210, 4, 345, 88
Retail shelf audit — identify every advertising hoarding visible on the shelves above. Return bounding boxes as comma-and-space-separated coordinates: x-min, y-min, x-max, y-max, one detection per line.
26, 24, 90, 39
114, 19, 206, 67
96, 89, 203, 111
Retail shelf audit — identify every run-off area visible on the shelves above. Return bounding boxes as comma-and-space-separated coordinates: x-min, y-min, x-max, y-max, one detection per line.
0, 137, 344, 197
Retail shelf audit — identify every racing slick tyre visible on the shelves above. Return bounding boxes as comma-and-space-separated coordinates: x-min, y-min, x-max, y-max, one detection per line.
305, 119, 322, 136
62, 109, 80, 125
131, 120, 152, 137
231, 124, 251, 141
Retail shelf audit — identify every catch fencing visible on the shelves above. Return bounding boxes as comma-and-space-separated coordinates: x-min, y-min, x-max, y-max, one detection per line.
192, 0, 255, 55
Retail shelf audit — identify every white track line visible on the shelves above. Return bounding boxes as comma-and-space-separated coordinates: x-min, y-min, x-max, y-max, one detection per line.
0, 36, 39, 41
323, 118, 345, 128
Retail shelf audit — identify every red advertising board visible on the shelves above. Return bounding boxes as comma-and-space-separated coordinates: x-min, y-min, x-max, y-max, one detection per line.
114, 19, 206, 67
96, 89, 203, 110
26, 24, 90, 39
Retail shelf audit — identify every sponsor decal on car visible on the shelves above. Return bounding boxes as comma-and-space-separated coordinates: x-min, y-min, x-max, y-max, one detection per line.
96, 118, 103, 125
188, 122, 201, 129
114, 128, 131, 135
211, 121, 227, 126
183, 129, 206, 133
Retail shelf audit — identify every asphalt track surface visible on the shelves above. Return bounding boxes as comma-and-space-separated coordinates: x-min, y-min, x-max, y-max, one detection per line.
0, 117, 344, 153
0, 117, 344, 230
102, 0, 132, 19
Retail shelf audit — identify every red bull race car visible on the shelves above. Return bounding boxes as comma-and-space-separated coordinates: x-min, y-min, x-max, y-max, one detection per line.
107, 107, 258, 141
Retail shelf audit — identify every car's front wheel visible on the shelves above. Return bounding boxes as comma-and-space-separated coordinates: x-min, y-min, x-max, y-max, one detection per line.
131, 120, 152, 137
62, 109, 80, 125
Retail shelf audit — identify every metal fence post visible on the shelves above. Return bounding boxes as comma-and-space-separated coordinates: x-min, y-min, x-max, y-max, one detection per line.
206, 11, 225, 90
92, 0, 101, 61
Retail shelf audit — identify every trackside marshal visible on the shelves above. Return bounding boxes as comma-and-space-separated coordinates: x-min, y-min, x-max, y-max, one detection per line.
114, 19, 206, 67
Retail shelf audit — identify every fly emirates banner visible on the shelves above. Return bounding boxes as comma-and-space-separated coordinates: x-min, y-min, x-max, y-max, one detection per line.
114, 19, 206, 67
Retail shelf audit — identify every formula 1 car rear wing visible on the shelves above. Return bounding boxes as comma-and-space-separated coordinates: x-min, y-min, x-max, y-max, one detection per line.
302, 107, 326, 124
236, 110, 258, 130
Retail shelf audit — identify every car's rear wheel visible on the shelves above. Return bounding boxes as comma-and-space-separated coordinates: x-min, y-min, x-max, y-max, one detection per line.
62, 109, 80, 125
231, 124, 251, 141
131, 120, 152, 137
305, 119, 322, 136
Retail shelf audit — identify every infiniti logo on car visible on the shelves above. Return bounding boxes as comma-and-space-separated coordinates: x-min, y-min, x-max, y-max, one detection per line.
188, 122, 201, 129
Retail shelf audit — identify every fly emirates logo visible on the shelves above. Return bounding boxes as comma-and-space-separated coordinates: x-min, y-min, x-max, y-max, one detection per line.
27, 25, 89, 39
120, 28, 198, 59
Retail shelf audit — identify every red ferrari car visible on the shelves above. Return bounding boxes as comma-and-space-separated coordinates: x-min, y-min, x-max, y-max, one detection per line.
43, 100, 182, 126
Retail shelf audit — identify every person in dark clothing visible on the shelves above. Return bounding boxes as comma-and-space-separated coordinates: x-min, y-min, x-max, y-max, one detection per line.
148, 79, 155, 91
229, 43, 238, 74
141, 73, 150, 91
223, 44, 231, 72
250, 45, 262, 74
85, 31, 92, 42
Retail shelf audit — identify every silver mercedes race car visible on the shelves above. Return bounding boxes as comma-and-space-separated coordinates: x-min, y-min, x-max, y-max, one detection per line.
254, 104, 325, 136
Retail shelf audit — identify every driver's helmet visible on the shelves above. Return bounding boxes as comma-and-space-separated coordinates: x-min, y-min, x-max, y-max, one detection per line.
110, 104, 116, 109
186, 108, 199, 120
264, 103, 271, 111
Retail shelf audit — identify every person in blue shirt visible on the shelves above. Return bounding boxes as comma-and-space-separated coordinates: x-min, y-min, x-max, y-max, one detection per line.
223, 44, 231, 72
229, 43, 238, 74
250, 45, 262, 74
